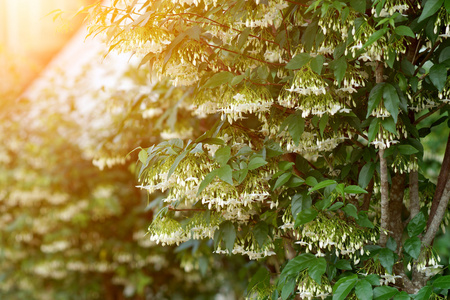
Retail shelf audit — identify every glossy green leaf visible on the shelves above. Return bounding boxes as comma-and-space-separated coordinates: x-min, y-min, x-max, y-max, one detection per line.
253, 221, 269, 248
332, 274, 358, 300
214, 146, 231, 166
362, 28, 388, 49
432, 275, 450, 289
281, 277, 296, 300
367, 83, 385, 117
286, 53, 311, 69
407, 212, 426, 237
398, 145, 419, 155
383, 83, 400, 123
394, 25, 415, 38
378, 248, 395, 274
309, 180, 337, 193
335, 259, 352, 270
344, 185, 368, 194
373, 286, 399, 300
217, 165, 233, 185
350, 0, 366, 13
343, 204, 359, 219
279, 253, 316, 281
355, 279, 373, 300
308, 257, 326, 284
368, 118, 380, 142
429, 64, 447, 92
220, 221, 236, 253
138, 149, 148, 164
273, 172, 292, 190
418, 0, 444, 22
413, 286, 432, 300
393, 291, 410, 300
203, 71, 234, 88
291, 191, 312, 218
332, 57, 347, 85
403, 236, 421, 259
359, 162, 375, 189
288, 116, 305, 146
248, 156, 267, 170
294, 208, 318, 228
310, 55, 325, 74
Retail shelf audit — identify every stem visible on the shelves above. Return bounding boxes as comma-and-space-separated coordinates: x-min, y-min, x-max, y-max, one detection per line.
168, 206, 206, 212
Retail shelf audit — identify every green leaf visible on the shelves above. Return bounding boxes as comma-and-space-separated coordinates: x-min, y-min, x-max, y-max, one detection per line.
237, 27, 250, 49
394, 25, 415, 38
367, 83, 385, 118
439, 47, 450, 63
294, 208, 318, 228
359, 162, 375, 189
214, 146, 231, 166
197, 169, 218, 195
305, 176, 318, 187
279, 253, 316, 281
350, 0, 366, 13
398, 145, 419, 155
355, 279, 373, 300
220, 221, 236, 253
362, 28, 388, 49
309, 180, 337, 193
373, 286, 399, 300
335, 259, 352, 270
386, 237, 397, 252
310, 55, 325, 74
281, 277, 296, 300
332, 57, 347, 85
288, 115, 305, 146
248, 267, 270, 292
231, 74, 245, 86
332, 274, 358, 300
167, 150, 188, 179
329, 201, 344, 211
403, 236, 421, 259
203, 71, 234, 88
356, 212, 374, 228
446, 0, 450, 12
412, 286, 432, 300
378, 248, 395, 274
319, 114, 329, 137
344, 185, 368, 194
138, 149, 148, 164
286, 53, 311, 69
248, 157, 267, 170
291, 191, 312, 218
381, 117, 397, 135
407, 212, 426, 237
432, 275, 450, 289
383, 83, 400, 123
217, 165, 233, 185
279, 161, 295, 171
308, 257, 326, 285
418, 0, 444, 23
401, 59, 415, 77
253, 221, 269, 248
343, 204, 359, 219
393, 291, 410, 300
368, 118, 380, 142
273, 172, 292, 190
365, 274, 381, 286
429, 64, 448, 92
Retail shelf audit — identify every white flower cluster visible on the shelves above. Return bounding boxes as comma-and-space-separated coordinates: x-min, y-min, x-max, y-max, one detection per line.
7, 189, 69, 207
92, 155, 128, 170
40, 240, 71, 254
296, 214, 376, 262
297, 273, 332, 300
214, 243, 275, 260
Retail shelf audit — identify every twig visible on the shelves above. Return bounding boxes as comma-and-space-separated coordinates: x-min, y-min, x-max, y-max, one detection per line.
413, 103, 447, 125
168, 206, 206, 212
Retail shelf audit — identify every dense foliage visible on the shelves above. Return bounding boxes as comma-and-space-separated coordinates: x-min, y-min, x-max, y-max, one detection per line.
85, 0, 450, 299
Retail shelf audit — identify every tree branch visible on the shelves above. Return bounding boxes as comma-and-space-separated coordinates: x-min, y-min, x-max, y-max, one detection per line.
422, 178, 450, 247
413, 103, 446, 125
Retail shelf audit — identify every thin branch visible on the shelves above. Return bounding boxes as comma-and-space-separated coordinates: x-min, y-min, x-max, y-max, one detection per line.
361, 179, 374, 211
376, 61, 390, 246
427, 131, 450, 228
284, 0, 309, 7
413, 41, 441, 76
168, 206, 206, 212
279, 9, 292, 59
413, 103, 447, 125
422, 178, 450, 247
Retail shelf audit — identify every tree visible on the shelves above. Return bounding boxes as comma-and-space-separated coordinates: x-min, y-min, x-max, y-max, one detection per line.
85, 0, 450, 299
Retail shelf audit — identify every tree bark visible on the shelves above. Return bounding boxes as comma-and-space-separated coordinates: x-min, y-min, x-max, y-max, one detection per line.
427, 131, 450, 228
389, 173, 406, 250
422, 178, 450, 247
409, 170, 420, 219
379, 148, 390, 246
